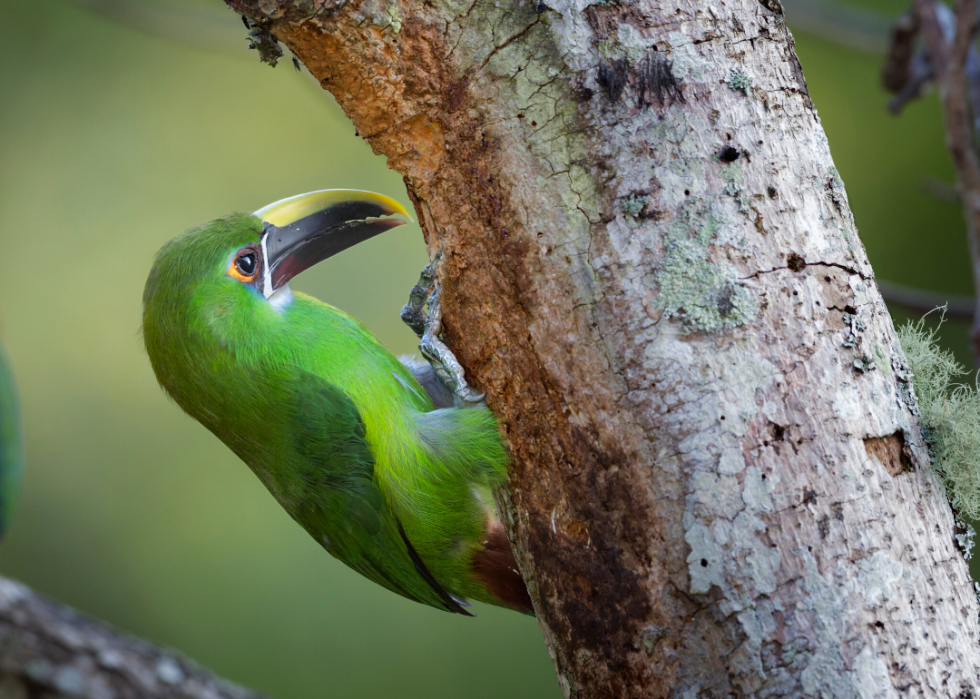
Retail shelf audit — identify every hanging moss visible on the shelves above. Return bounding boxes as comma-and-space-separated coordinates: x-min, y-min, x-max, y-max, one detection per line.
899, 316, 980, 519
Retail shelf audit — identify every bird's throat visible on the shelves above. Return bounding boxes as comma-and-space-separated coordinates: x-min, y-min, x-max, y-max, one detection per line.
268, 284, 293, 314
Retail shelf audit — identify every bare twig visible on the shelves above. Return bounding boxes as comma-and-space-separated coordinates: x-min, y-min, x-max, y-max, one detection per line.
64, 0, 245, 54
783, 0, 891, 54
877, 279, 976, 317
920, 175, 962, 203
887, 60, 935, 114
0, 575, 266, 699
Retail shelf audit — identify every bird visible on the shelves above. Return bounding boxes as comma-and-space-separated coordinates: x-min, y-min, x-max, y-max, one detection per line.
142, 190, 531, 615
0, 341, 23, 540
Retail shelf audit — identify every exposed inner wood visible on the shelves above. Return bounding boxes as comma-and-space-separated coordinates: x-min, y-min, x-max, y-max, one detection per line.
864, 433, 913, 477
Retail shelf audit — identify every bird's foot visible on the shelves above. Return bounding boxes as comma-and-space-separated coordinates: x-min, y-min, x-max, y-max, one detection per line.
400, 252, 440, 339
401, 253, 486, 408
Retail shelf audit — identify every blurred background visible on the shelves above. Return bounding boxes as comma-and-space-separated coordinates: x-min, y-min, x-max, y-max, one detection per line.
0, 0, 971, 697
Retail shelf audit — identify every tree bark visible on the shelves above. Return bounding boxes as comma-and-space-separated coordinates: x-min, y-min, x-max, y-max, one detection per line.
225, 0, 980, 696
0, 575, 265, 699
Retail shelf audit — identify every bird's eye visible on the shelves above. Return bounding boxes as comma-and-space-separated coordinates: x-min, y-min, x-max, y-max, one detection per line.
228, 246, 261, 283
236, 253, 256, 276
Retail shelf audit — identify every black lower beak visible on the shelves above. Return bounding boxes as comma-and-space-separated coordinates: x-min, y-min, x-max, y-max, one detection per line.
255, 190, 410, 293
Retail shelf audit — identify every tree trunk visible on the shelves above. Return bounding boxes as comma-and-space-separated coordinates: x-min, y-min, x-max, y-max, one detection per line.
226, 0, 980, 695
0, 575, 265, 699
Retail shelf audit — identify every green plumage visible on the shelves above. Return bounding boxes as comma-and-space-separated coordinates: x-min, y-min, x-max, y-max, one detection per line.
142, 213, 513, 612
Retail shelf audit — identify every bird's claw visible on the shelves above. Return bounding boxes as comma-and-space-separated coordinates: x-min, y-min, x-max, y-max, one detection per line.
401, 253, 485, 408
420, 320, 487, 406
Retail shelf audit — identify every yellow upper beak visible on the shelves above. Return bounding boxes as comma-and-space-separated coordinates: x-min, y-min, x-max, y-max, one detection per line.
254, 189, 412, 227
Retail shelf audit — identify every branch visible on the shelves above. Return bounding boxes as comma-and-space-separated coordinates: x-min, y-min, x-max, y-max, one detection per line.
783, 0, 891, 54
0, 575, 266, 699
64, 0, 244, 53
920, 174, 962, 203
877, 279, 976, 317
937, 1, 979, 186
913, 0, 980, 362
916, 0, 953, 77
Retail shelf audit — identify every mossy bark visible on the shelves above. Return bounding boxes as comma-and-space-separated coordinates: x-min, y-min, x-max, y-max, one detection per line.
226, 0, 980, 695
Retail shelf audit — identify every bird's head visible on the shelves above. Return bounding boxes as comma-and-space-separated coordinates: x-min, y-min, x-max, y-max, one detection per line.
145, 189, 409, 314
142, 190, 410, 395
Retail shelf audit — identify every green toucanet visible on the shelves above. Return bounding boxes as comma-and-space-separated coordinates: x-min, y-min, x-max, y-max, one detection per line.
142, 190, 530, 614
0, 341, 23, 539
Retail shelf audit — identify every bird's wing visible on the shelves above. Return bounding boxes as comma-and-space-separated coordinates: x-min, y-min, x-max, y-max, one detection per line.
276, 369, 470, 614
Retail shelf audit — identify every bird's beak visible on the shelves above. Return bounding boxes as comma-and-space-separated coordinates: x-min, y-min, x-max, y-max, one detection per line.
253, 189, 411, 297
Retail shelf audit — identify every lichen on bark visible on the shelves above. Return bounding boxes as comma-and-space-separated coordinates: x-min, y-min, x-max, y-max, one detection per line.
654, 197, 758, 333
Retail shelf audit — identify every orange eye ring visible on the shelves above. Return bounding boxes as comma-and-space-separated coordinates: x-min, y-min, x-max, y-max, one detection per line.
228, 246, 260, 283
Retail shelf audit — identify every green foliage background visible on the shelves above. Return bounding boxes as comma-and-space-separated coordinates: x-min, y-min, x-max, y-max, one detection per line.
0, 0, 974, 697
